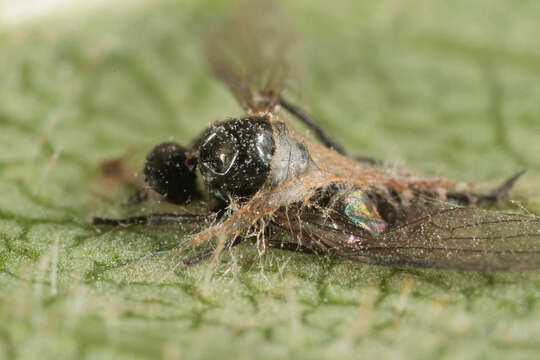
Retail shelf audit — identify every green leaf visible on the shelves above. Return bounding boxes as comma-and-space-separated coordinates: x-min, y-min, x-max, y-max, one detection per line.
1, 1, 540, 359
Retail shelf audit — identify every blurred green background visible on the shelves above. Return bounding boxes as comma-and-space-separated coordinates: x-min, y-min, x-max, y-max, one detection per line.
1, 0, 540, 359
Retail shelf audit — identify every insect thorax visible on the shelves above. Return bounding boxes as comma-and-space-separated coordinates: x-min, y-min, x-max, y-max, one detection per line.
267, 121, 310, 186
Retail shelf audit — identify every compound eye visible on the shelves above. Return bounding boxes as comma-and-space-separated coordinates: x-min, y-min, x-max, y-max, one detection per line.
143, 142, 199, 204
199, 130, 238, 175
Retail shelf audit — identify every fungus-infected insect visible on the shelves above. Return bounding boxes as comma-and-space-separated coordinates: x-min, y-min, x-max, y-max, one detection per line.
93, 2, 540, 271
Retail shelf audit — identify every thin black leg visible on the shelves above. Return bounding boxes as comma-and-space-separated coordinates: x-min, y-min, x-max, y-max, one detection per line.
92, 213, 214, 227
279, 96, 347, 155
279, 96, 382, 164
355, 155, 381, 165
184, 238, 325, 265
477, 169, 526, 204
448, 170, 526, 206
183, 237, 244, 265
267, 240, 322, 255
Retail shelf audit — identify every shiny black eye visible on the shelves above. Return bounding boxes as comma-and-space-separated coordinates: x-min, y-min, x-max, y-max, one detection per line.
143, 142, 199, 204
197, 117, 275, 199
199, 129, 239, 175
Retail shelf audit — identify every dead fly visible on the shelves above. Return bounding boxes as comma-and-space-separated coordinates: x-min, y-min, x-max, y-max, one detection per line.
93, 2, 540, 271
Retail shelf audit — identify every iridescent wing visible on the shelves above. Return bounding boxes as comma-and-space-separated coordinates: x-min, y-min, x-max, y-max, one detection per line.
206, 0, 291, 111
273, 202, 540, 271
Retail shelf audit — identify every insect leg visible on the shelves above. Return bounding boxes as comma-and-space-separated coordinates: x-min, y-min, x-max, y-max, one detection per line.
447, 170, 526, 206
267, 240, 323, 255
279, 96, 381, 164
184, 236, 327, 265
92, 213, 214, 227
483, 169, 526, 201
183, 237, 243, 265
477, 169, 526, 204
354, 156, 382, 165
279, 96, 347, 155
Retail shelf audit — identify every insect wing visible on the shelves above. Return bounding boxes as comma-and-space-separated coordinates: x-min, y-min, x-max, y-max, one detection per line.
276, 204, 540, 271
206, 0, 291, 112
369, 207, 540, 271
